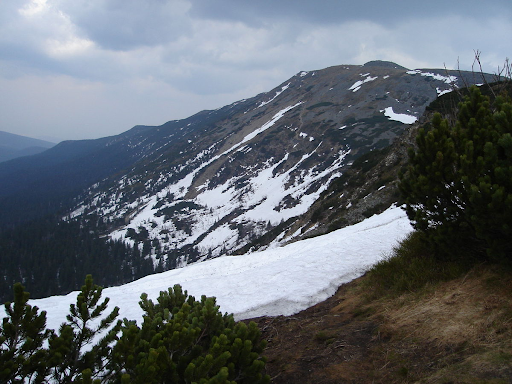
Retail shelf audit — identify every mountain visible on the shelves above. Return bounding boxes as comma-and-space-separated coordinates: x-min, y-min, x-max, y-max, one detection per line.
0, 61, 496, 298
0, 127, 154, 226
65, 61, 494, 266
0, 130, 55, 163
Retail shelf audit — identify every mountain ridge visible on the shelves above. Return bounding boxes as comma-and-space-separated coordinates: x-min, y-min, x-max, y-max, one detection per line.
0, 61, 497, 299
0, 130, 55, 163
66, 62, 494, 266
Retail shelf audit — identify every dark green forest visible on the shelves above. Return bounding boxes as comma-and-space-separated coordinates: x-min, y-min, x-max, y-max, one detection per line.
0, 215, 154, 302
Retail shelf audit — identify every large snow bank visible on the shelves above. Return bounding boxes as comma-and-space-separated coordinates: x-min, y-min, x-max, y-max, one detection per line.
1, 206, 412, 330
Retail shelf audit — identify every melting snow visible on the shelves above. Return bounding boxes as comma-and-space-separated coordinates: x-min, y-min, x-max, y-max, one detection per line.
381, 107, 417, 124
436, 87, 453, 96
349, 74, 378, 92
97, 101, 331, 260
256, 83, 291, 109
236, 102, 303, 150
237, 148, 348, 224
406, 69, 457, 85
1, 206, 411, 329
197, 224, 239, 251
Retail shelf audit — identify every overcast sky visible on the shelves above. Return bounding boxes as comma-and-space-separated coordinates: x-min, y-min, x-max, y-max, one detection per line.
1, 0, 511, 142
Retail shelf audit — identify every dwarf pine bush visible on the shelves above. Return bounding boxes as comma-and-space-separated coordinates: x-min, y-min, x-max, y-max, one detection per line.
0, 278, 269, 384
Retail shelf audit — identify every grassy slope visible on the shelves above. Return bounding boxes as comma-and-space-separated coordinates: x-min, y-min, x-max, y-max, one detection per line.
251, 239, 512, 383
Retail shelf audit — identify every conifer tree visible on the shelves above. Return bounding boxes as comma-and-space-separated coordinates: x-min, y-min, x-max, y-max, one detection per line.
400, 85, 512, 261
462, 90, 512, 260
2, 279, 269, 383
107, 284, 269, 384
0, 283, 51, 383
48, 275, 121, 383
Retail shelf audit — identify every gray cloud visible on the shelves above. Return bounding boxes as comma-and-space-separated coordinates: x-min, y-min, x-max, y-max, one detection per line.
0, 0, 510, 141
57, 0, 192, 51
190, 0, 511, 26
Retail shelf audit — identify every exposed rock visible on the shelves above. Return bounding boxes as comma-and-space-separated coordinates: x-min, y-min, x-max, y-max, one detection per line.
66, 63, 493, 266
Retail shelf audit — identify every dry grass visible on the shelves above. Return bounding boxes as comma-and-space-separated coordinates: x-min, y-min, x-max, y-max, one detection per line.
370, 266, 512, 383
380, 267, 512, 345
252, 227, 512, 383
255, 264, 512, 383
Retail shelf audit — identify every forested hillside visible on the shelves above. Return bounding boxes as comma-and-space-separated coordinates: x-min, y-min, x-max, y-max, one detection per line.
0, 215, 154, 301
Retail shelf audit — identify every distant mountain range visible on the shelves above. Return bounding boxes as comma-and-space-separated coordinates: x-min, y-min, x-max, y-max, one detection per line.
0, 60, 499, 299
0, 130, 55, 163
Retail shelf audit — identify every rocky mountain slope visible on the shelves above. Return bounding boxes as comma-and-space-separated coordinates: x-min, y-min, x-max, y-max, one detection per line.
62, 61, 493, 268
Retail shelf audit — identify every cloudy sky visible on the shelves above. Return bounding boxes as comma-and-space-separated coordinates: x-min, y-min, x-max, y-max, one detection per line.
1, 0, 511, 142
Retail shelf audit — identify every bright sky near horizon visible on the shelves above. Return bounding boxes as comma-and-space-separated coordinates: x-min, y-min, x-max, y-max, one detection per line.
0, 0, 510, 142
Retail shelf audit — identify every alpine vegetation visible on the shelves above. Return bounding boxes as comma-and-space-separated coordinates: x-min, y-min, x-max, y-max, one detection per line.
400, 84, 512, 263
0, 276, 269, 384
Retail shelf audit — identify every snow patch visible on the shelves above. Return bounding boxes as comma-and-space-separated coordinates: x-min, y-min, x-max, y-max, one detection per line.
381, 107, 417, 124
406, 69, 457, 85
236, 102, 303, 149
256, 83, 291, 109
197, 224, 239, 253
349, 74, 378, 92
436, 87, 453, 96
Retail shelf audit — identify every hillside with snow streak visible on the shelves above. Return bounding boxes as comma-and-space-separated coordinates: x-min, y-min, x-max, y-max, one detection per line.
64, 61, 487, 270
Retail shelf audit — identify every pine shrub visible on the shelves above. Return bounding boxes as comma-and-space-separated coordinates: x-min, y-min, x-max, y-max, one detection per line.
1, 279, 269, 383
400, 85, 512, 263
107, 285, 269, 384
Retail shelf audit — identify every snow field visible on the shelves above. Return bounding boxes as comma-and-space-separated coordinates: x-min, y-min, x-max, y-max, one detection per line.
1, 206, 412, 331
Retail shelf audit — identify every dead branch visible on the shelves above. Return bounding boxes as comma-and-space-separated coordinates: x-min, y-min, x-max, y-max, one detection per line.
473, 49, 496, 98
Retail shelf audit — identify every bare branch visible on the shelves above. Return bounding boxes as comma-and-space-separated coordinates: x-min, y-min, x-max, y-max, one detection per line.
473, 49, 496, 98
455, 57, 470, 91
